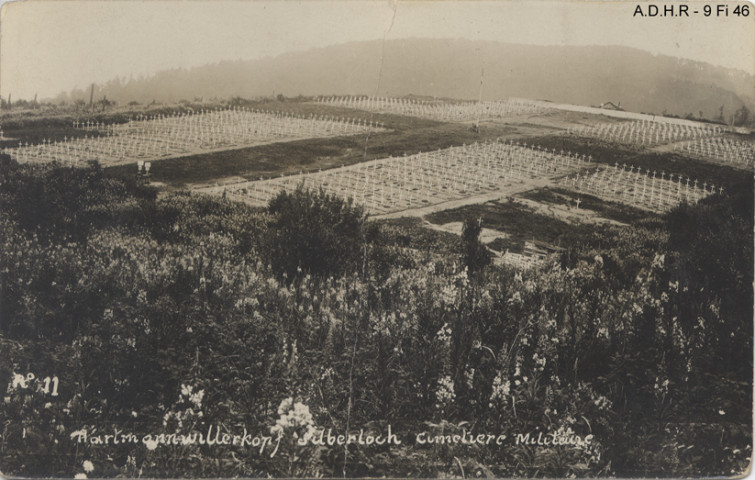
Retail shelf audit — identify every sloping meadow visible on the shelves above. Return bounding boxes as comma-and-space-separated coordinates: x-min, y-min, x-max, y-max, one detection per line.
0, 157, 752, 477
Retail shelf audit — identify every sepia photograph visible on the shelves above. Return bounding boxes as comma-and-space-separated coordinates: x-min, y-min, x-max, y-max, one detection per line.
0, 0, 753, 477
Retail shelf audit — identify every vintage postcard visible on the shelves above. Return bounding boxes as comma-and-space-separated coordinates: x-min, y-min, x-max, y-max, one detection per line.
0, 0, 753, 478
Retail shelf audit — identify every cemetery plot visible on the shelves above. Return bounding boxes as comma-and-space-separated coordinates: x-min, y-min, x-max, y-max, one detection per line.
674, 137, 754, 170
2, 108, 385, 167
315, 96, 548, 122
568, 119, 721, 147
559, 162, 719, 213
209, 140, 589, 215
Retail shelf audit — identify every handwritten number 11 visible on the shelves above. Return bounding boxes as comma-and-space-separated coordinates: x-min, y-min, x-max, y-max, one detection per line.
40, 376, 60, 396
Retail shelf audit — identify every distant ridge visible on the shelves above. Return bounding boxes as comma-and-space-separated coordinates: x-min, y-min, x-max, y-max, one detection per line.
55, 39, 754, 122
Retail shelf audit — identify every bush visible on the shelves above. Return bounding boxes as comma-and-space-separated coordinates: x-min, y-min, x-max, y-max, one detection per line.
261, 186, 366, 281
0, 157, 154, 244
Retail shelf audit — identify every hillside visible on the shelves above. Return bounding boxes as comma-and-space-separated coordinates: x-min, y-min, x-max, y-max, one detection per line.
55, 39, 754, 122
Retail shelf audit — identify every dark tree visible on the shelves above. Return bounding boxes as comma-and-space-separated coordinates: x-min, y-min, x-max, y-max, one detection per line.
461, 216, 491, 275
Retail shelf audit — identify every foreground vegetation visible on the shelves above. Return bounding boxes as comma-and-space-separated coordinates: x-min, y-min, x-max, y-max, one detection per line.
0, 157, 751, 477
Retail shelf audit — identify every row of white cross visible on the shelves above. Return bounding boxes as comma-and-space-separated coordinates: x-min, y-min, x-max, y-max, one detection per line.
210, 139, 723, 216
675, 137, 754, 170
315, 96, 546, 122
561, 162, 718, 212
213, 140, 588, 214
568, 120, 721, 147
4, 108, 384, 167
75, 108, 385, 134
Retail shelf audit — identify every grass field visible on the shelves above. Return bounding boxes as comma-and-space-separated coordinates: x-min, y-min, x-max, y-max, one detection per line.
424, 199, 600, 254
517, 187, 655, 224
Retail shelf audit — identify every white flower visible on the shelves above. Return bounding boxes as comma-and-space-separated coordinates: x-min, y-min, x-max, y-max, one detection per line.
435, 376, 456, 405
489, 373, 510, 403
277, 397, 293, 415
83, 461, 94, 473
440, 285, 457, 305
74, 474, 87, 479
189, 389, 205, 408
144, 438, 158, 450
270, 398, 316, 436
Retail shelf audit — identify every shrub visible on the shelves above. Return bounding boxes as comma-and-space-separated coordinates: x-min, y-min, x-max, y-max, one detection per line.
261, 186, 366, 281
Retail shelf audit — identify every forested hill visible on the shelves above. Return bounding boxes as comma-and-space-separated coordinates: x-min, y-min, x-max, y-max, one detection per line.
56, 39, 754, 122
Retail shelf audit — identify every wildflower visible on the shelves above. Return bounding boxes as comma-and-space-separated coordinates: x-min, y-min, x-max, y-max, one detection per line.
597, 327, 609, 339
651, 253, 665, 269
181, 384, 192, 397
489, 373, 511, 403
270, 398, 316, 438
189, 389, 205, 408
440, 284, 457, 305
83, 461, 94, 473
435, 376, 456, 406
144, 438, 158, 450
593, 395, 612, 410
435, 323, 452, 342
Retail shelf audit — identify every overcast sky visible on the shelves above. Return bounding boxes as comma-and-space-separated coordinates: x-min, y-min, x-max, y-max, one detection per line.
1, 0, 753, 100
